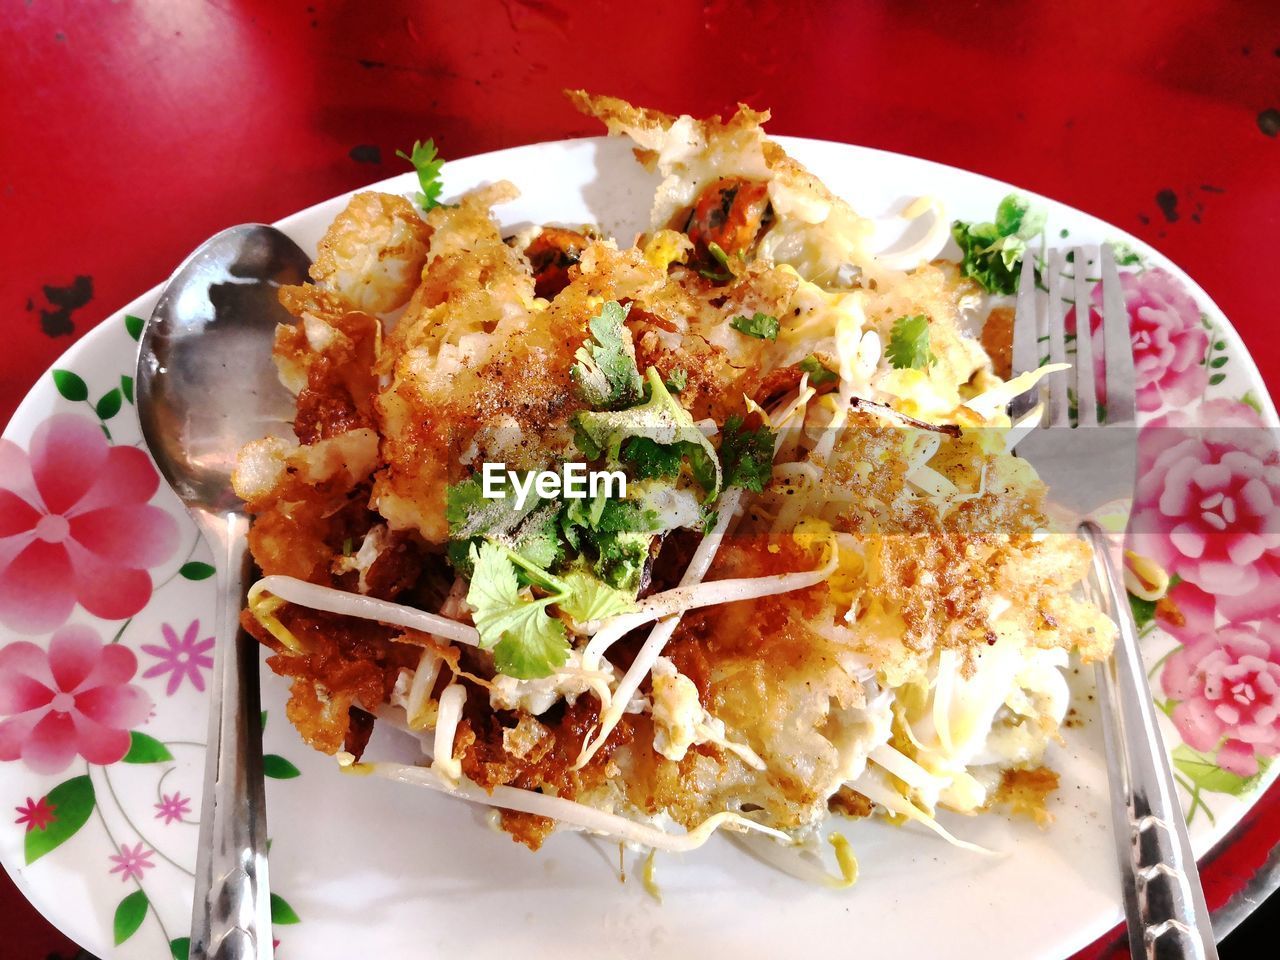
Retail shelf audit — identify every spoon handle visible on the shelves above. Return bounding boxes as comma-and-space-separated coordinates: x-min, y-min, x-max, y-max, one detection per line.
189, 513, 272, 960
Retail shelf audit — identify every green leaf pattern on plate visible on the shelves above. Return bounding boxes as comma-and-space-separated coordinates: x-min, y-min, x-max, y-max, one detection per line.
25, 775, 95, 864
52, 369, 89, 402
179, 561, 216, 581
263, 754, 302, 779
113, 889, 149, 945
122, 731, 175, 764
272, 892, 301, 924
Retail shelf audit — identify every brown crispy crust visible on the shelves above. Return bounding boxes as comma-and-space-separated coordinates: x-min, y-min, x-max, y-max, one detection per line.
994, 766, 1060, 827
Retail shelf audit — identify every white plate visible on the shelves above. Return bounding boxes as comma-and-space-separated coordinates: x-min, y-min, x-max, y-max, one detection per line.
2, 135, 1277, 960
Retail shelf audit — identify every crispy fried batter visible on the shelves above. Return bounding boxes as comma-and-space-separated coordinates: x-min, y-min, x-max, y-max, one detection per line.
242, 604, 419, 753
994, 766, 1060, 827
982, 306, 1015, 380
234, 432, 379, 583
524, 226, 591, 300
458, 697, 633, 850
828, 786, 874, 819
623, 538, 867, 830
373, 183, 583, 542
309, 191, 429, 314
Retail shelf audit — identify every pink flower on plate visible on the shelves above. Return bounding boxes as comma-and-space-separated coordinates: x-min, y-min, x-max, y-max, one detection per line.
1156, 574, 1280, 642
1129, 399, 1280, 609
141, 620, 215, 696
0, 624, 154, 774
1162, 621, 1280, 777
108, 841, 155, 882
0, 413, 179, 632
1068, 267, 1209, 413
14, 795, 56, 832
154, 791, 191, 825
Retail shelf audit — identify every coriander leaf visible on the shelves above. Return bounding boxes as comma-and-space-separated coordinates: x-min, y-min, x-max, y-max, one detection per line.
798, 355, 838, 385
696, 241, 734, 282
594, 499, 659, 534
952, 221, 1019, 294
446, 539, 475, 576
558, 482, 689, 594
446, 473, 540, 540
510, 504, 564, 570
558, 569, 638, 622
559, 503, 652, 592
591, 531, 653, 592
446, 475, 489, 533
699, 505, 720, 535
466, 542, 568, 680
493, 629, 569, 680
620, 435, 719, 495
574, 367, 722, 497
719, 415, 776, 492
448, 475, 563, 576
995, 194, 1044, 238
563, 495, 659, 537
886, 314, 935, 370
570, 300, 644, 410
951, 193, 1044, 295
1110, 240, 1143, 266
730, 311, 780, 341
684, 442, 718, 493
561, 495, 659, 544
621, 436, 686, 480
665, 367, 688, 393
396, 139, 445, 212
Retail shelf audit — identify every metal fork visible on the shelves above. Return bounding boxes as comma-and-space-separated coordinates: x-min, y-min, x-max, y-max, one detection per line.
1012, 245, 1218, 960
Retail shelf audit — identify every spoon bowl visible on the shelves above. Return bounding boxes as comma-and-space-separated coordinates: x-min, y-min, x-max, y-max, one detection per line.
136, 224, 311, 960
137, 225, 307, 509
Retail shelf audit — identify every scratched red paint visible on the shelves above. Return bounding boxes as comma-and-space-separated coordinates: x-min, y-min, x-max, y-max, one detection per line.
0, 2, 1276, 956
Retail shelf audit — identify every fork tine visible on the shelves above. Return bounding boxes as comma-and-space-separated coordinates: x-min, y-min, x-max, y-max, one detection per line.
1010, 252, 1041, 421
1073, 247, 1099, 426
1099, 243, 1136, 426
1044, 249, 1070, 427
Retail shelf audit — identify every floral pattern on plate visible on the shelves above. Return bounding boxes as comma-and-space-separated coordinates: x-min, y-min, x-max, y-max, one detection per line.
1096, 257, 1280, 820
0, 313, 304, 957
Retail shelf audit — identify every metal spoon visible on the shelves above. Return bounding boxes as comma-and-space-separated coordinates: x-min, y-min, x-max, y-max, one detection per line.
136, 225, 311, 960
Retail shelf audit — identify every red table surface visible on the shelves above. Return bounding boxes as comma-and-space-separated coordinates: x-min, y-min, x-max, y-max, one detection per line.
2, 2, 1277, 957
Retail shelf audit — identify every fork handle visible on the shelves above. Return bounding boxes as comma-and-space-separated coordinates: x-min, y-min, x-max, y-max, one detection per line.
1082, 522, 1218, 960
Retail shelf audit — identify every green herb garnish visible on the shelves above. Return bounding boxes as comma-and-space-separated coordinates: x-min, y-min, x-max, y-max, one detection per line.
396, 139, 445, 212
574, 368, 722, 497
719, 415, 776, 492
730, 311, 780, 341
950, 194, 1045, 294
465, 542, 569, 680
798, 355, 838, 385
570, 300, 644, 410
886, 314, 935, 370
696, 241, 734, 282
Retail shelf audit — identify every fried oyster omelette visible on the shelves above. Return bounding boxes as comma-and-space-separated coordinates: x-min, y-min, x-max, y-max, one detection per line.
232, 92, 1116, 881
